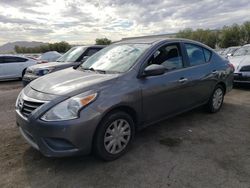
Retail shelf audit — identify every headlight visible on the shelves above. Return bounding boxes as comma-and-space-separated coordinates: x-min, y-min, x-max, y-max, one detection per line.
34, 68, 55, 76
15, 90, 24, 109
41, 92, 97, 121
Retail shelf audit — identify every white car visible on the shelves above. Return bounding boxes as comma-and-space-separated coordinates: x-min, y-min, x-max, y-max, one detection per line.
0, 55, 38, 80
228, 44, 250, 84
220, 46, 240, 57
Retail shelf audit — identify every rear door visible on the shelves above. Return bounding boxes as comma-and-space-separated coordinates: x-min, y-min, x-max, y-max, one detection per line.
1, 56, 28, 78
182, 43, 215, 103
0, 57, 5, 79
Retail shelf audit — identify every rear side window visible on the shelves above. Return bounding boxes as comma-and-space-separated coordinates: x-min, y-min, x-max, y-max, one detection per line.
203, 48, 212, 62
3, 57, 27, 63
86, 48, 101, 56
184, 43, 209, 66
0, 57, 3, 63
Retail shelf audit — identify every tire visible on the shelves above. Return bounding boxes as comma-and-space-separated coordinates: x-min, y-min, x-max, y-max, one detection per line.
93, 111, 135, 161
21, 69, 26, 80
206, 85, 225, 113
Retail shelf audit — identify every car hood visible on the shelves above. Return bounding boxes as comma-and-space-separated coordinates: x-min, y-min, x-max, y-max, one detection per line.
29, 68, 119, 96
28, 61, 73, 70
229, 55, 250, 69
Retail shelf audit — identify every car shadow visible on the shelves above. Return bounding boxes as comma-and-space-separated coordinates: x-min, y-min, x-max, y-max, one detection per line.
233, 83, 250, 91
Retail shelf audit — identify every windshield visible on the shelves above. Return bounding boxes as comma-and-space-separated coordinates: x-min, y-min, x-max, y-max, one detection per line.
80, 43, 150, 73
222, 47, 238, 55
233, 46, 250, 56
57, 46, 86, 62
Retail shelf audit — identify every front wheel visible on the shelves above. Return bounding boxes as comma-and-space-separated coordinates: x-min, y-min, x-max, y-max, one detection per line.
93, 111, 135, 161
206, 85, 225, 113
21, 68, 27, 80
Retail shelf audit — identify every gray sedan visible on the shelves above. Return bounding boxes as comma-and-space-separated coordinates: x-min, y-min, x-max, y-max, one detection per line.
16, 38, 234, 161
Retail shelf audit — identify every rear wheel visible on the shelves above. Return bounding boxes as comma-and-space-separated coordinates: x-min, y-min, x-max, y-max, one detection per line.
93, 111, 135, 161
206, 85, 225, 113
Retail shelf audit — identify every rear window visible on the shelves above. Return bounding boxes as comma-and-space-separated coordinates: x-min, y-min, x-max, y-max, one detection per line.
184, 43, 212, 66
203, 48, 212, 62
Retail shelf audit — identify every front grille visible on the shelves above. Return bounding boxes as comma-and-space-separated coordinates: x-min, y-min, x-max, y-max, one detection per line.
240, 65, 250, 72
21, 100, 44, 117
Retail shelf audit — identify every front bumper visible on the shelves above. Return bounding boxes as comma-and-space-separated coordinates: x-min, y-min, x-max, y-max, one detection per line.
234, 73, 250, 83
16, 107, 102, 157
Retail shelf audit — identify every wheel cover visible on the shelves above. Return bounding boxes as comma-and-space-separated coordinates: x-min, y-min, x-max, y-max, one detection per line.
104, 119, 131, 154
212, 88, 223, 110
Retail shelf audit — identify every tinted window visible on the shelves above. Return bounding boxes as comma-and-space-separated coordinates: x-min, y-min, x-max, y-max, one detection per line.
0, 57, 3, 63
185, 43, 206, 66
3, 57, 27, 63
148, 43, 183, 71
203, 48, 212, 62
86, 48, 101, 56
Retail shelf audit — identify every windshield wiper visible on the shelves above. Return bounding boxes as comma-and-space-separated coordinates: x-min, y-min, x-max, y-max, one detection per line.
81, 67, 106, 74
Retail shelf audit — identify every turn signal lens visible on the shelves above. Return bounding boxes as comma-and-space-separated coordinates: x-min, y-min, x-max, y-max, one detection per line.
80, 94, 97, 106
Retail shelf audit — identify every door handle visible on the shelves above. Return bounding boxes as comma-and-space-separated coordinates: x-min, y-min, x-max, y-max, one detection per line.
212, 70, 218, 74
179, 78, 188, 83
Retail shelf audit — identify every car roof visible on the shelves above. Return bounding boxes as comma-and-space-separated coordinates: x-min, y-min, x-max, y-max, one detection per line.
89, 45, 106, 48
117, 37, 201, 44
115, 37, 212, 50
0, 54, 28, 58
227, 46, 240, 49
243, 44, 250, 47
73, 45, 106, 48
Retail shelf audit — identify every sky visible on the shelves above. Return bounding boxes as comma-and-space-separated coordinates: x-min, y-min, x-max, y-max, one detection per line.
0, 0, 249, 45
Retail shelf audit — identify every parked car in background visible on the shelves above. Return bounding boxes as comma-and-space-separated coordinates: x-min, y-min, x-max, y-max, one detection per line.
228, 44, 250, 83
220, 46, 240, 57
216, 48, 225, 55
22, 45, 105, 86
38, 51, 62, 63
16, 38, 234, 161
0, 55, 38, 80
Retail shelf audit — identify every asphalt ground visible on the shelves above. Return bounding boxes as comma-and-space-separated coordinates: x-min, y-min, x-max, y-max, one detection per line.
0, 81, 250, 188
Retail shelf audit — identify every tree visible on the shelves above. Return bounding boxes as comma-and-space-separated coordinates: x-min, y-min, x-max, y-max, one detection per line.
219, 24, 242, 48
14, 41, 71, 53
95, 38, 112, 45
241, 21, 250, 44
176, 28, 218, 48
14, 45, 21, 53
176, 28, 193, 39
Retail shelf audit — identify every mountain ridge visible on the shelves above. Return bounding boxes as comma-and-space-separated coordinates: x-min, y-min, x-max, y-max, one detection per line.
0, 41, 48, 53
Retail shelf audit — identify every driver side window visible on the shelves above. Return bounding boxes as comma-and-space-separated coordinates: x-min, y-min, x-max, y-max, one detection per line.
147, 43, 183, 71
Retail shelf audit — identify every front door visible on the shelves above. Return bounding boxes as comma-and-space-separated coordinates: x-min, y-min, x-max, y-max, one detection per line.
140, 43, 194, 123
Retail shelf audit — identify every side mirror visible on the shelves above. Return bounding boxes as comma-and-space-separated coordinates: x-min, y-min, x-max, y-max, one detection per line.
143, 64, 166, 77
81, 56, 89, 62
